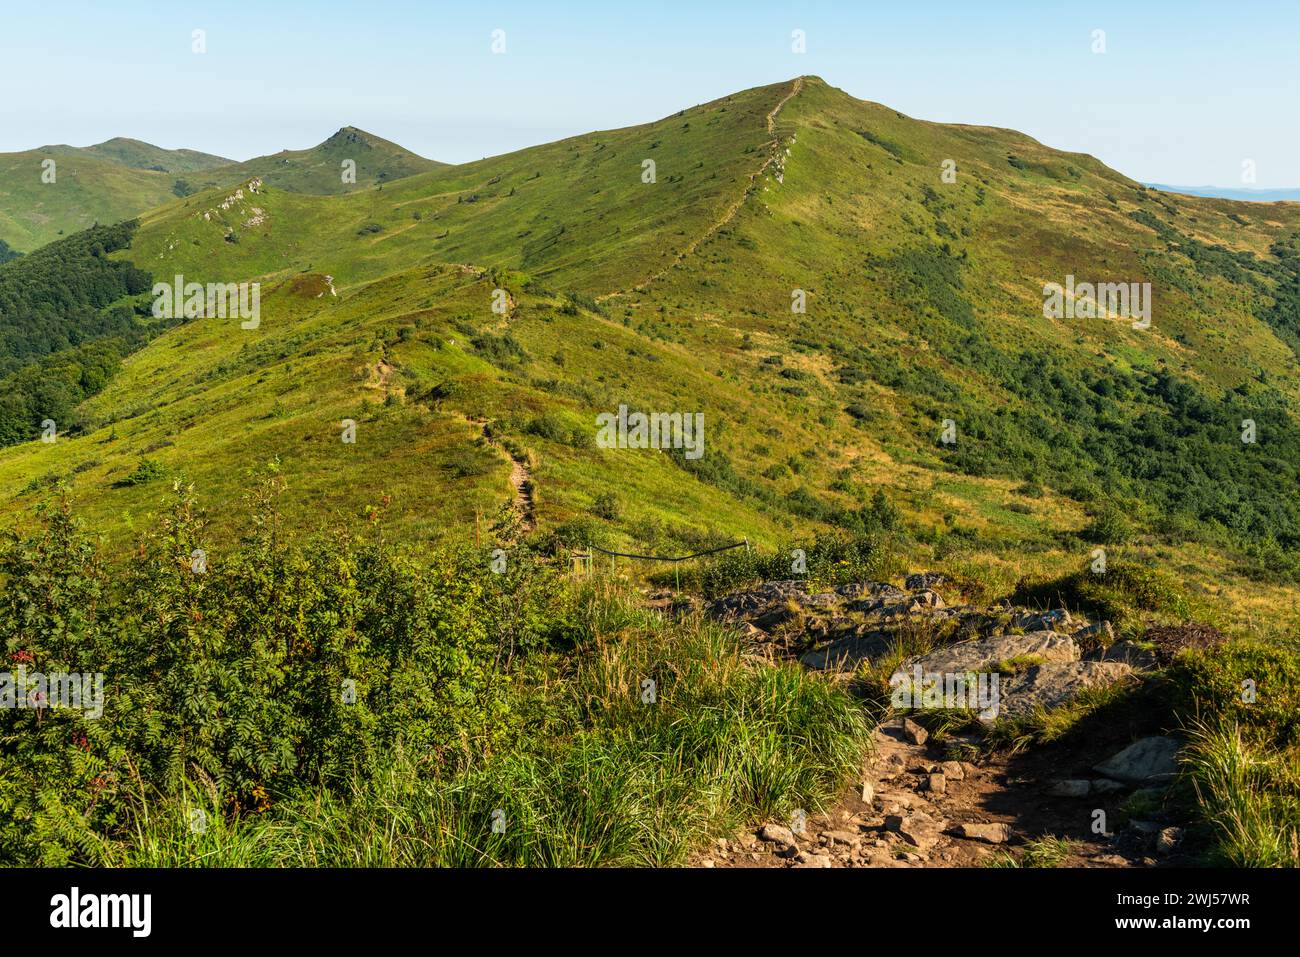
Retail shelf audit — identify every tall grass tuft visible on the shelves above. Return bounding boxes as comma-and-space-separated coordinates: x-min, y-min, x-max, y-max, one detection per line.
1181, 720, 1300, 867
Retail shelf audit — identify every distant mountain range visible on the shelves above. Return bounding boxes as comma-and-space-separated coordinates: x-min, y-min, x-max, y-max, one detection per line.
1146, 183, 1300, 202
0, 129, 439, 251
41, 137, 234, 174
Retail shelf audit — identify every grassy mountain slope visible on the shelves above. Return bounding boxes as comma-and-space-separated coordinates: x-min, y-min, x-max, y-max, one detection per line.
4, 77, 1300, 632
0, 128, 439, 252
3, 76, 1300, 871
180, 127, 444, 196
124, 85, 786, 291
43, 137, 233, 173
0, 149, 184, 252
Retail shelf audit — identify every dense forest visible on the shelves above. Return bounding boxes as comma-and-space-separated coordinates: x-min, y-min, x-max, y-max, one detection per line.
0, 221, 157, 445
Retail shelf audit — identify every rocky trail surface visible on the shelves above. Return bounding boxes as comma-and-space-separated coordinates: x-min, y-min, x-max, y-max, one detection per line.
669, 574, 1193, 868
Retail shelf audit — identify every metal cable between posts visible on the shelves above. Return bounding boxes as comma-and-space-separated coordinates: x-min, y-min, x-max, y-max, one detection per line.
584, 541, 747, 563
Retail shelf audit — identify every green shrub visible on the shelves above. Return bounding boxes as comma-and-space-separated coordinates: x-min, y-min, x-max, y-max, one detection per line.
0, 491, 868, 867
1168, 641, 1300, 752
0, 484, 567, 863
1085, 505, 1133, 545
1011, 560, 1195, 628
523, 412, 585, 447
114, 458, 165, 487
589, 490, 620, 521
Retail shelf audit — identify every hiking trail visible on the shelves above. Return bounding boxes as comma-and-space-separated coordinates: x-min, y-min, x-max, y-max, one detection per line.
599, 77, 804, 303
661, 575, 1192, 869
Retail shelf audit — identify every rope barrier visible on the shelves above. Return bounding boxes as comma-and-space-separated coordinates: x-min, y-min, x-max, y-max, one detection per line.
584, 540, 747, 563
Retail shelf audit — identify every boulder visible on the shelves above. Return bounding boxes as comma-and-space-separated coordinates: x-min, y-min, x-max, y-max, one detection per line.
794, 853, 834, 868
901, 717, 929, 746
1156, 827, 1184, 855
885, 812, 944, 851
902, 631, 1079, 676
1094, 736, 1180, 784
706, 580, 808, 618
799, 592, 841, 609
910, 590, 945, 610
798, 629, 892, 670
1011, 609, 1073, 631
998, 661, 1131, 717
1087, 640, 1157, 670
905, 572, 947, 591
1046, 779, 1092, 798
837, 581, 906, 601
948, 822, 1010, 844
923, 773, 947, 795
752, 605, 800, 632
759, 823, 797, 847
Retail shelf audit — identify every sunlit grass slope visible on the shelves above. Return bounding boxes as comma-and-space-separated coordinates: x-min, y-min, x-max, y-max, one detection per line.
4, 77, 1300, 630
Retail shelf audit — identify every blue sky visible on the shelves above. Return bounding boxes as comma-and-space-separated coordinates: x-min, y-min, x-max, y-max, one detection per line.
2, 0, 1296, 187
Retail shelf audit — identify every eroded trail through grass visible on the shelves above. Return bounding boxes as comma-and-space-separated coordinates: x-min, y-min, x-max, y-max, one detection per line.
506, 452, 535, 533
697, 718, 1181, 869
600, 77, 805, 302
468, 416, 535, 534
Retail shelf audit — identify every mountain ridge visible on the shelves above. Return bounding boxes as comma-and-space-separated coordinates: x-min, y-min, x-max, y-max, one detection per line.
3, 75, 1300, 634
0, 126, 443, 251
1146, 182, 1300, 203
40, 137, 234, 173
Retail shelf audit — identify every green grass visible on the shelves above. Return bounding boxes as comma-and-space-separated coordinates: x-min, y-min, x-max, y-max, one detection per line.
985, 835, 1074, 868
1169, 640, 1300, 865
1181, 721, 1300, 867
122, 637, 869, 868
0, 149, 183, 252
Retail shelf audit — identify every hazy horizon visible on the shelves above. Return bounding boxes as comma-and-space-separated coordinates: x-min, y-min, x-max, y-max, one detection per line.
2, 0, 1297, 189
18, 109, 1300, 197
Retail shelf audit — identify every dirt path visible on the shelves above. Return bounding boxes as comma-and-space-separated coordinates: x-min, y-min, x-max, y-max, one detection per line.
469, 416, 536, 534
694, 717, 1186, 869
682, 576, 1194, 869
598, 77, 804, 303
765, 76, 804, 133
506, 454, 536, 533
